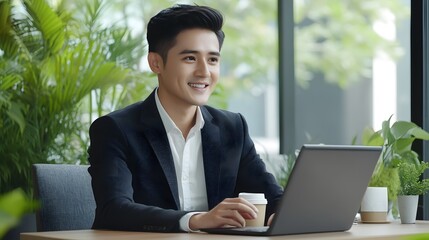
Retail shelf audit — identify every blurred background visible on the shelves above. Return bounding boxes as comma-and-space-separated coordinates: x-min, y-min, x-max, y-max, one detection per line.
87, 0, 411, 154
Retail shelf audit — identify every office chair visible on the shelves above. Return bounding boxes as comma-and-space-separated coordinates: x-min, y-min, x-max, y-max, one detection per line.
32, 164, 96, 231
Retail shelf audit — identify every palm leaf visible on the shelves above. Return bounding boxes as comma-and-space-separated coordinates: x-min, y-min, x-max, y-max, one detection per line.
23, 0, 65, 54
0, 0, 20, 57
0, 59, 26, 133
5, 101, 26, 133
40, 41, 128, 115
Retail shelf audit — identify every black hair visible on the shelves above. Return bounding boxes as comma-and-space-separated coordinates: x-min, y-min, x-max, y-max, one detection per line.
147, 4, 225, 63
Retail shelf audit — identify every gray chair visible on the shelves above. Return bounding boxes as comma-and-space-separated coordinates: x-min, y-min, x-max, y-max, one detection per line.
32, 164, 95, 231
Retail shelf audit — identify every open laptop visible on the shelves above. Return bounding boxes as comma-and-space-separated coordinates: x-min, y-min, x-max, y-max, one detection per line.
201, 144, 382, 236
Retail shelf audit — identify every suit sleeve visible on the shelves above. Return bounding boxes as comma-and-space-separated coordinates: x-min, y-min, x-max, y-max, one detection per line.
88, 116, 187, 232
234, 113, 284, 223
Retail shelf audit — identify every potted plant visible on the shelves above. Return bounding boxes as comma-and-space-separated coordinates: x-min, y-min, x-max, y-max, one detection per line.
397, 161, 429, 224
360, 116, 429, 217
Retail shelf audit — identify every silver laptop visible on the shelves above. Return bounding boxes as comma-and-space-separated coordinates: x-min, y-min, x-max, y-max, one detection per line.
201, 144, 381, 236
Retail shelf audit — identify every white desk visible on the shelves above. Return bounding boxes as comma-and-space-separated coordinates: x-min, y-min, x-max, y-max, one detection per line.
21, 221, 429, 240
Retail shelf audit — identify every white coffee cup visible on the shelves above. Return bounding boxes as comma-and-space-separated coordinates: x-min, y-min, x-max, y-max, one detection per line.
360, 187, 388, 222
239, 192, 267, 227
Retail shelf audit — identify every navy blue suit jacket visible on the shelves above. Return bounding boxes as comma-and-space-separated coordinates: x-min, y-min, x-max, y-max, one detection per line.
88, 90, 283, 232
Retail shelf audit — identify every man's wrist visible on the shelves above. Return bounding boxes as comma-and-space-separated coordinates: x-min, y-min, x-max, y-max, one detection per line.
179, 212, 204, 232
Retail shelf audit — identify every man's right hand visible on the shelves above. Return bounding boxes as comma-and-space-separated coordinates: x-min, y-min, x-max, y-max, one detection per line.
188, 197, 259, 230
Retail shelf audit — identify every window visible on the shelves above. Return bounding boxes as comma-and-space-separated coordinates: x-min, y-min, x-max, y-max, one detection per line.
280, 1, 411, 152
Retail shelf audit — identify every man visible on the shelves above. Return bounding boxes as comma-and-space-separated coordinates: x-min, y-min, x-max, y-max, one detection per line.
88, 4, 283, 233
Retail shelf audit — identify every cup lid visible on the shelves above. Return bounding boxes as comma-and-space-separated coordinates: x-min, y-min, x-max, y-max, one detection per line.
239, 192, 267, 204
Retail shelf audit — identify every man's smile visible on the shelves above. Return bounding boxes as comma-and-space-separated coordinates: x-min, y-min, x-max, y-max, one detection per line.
188, 83, 209, 89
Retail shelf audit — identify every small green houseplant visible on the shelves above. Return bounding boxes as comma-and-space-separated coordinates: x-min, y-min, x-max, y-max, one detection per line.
397, 161, 429, 224
398, 161, 429, 196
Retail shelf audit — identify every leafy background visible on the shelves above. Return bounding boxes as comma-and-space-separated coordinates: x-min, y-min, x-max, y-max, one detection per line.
0, 0, 155, 195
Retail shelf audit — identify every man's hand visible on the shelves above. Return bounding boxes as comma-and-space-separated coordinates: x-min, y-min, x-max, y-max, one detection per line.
189, 197, 258, 230
267, 213, 275, 226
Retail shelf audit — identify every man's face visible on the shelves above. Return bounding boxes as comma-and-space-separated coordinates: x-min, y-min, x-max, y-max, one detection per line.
155, 28, 220, 109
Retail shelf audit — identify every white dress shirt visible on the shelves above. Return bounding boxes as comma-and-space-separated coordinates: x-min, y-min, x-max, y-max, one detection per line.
155, 90, 208, 231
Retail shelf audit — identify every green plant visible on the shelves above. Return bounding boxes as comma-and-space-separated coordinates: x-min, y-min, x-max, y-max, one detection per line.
398, 161, 429, 196
264, 153, 296, 188
0, 0, 150, 195
0, 188, 38, 238
360, 116, 429, 201
369, 164, 401, 202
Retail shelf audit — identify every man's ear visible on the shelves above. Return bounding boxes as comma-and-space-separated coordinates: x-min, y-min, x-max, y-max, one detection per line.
148, 52, 163, 74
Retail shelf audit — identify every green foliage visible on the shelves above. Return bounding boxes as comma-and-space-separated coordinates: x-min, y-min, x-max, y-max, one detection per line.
262, 152, 297, 188
0, 188, 38, 238
0, 0, 151, 195
378, 116, 429, 168
360, 116, 429, 201
276, 153, 297, 188
399, 161, 429, 196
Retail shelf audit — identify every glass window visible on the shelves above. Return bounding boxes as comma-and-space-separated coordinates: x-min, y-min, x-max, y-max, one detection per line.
287, 0, 411, 151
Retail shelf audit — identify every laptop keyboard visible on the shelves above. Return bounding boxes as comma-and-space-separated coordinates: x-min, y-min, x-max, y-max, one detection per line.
229, 226, 269, 232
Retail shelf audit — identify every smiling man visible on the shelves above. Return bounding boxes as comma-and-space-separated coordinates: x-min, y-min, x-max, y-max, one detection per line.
87, 4, 283, 233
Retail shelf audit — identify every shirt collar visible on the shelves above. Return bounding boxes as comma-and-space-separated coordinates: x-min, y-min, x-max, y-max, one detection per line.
155, 88, 205, 134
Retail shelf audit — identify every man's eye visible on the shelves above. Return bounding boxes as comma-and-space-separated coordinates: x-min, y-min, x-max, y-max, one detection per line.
183, 56, 196, 61
209, 57, 219, 63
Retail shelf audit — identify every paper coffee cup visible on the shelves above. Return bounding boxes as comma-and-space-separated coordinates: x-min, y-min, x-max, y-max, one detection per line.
360, 187, 388, 222
239, 192, 267, 227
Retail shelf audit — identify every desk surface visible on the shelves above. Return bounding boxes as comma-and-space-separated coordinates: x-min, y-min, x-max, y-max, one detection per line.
20, 221, 429, 240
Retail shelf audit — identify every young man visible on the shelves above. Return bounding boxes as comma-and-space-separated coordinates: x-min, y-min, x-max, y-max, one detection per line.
88, 4, 283, 233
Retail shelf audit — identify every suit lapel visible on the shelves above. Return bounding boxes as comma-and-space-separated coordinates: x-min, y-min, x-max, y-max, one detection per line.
139, 91, 180, 209
201, 107, 222, 209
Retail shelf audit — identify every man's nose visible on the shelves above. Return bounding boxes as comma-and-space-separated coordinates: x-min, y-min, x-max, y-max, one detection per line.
195, 60, 210, 77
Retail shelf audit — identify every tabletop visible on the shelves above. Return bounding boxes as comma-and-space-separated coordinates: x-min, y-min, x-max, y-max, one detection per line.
20, 221, 429, 240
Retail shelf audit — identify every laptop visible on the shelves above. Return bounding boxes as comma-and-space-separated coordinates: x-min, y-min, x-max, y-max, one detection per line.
201, 144, 382, 236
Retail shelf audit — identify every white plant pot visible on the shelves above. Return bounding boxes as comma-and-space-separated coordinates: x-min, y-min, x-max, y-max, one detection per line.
397, 195, 419, 224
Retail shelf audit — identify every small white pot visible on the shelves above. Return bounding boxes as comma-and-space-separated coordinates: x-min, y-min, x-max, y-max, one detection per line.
397, 195, 419, 224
